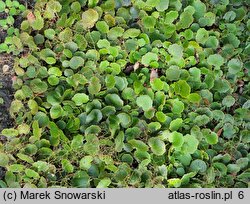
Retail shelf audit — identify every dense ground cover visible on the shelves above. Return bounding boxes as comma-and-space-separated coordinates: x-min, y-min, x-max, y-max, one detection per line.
0, 0, 249, 188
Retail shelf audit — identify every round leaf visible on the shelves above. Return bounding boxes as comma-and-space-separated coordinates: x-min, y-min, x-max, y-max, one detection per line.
169, 131, 184, 148
82, 9, 99, 29
148, 137, 166, 156
190, 159, 207, 173
72, 93, 89, 106
136, 95, 153, 111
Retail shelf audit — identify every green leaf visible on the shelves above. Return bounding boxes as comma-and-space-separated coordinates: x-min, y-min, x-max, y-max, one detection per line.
48, 67, 62, 76
192, 0, 206, 19
83, 134, 100, 155
170, 99, 185, 114
48, 75, 59, 86
25, 169, 40, 179
1, 128, 18, 137
169, 118, 183, 131
115, 77, 128, 91
117, 113, 131, 128
136, 95, 153, 111
194, 115, 211, 126
213, 79, 231, 93
141, 52, 158, 66
228, 58, 243, 74
190, 159, 207, 173
62, 159, 74, 173
71, 135, 83, 149
96, 178, 111, 188
59, 28, 73, 42
34, 112, 49, 127
203, 129, 218, 145
44, 29, 55, 40
236, 158, 248, 170
205, 36, 219, 48
187, 93, 201, 103
107, 27, 124, 40
128, 139, 149, 151
96, 21, 109, 33
206, 167, 215, 184
69, 56, 84, 69
176, 10, 194, 30
165, 11, 178, 24
8, 164, 25, 173
97, 39, 110, 48
0, 1, 6, 12
174, 80, 191, 98
142, 16, 156, 28
32, 120, 41, 139
17, 124, 30, 135
10, 100, 24, 116
72, 171, 90, 188
227, 164, 240, 174
148, 122, 161, 132
88, 76, 101, 95
50, 105, 64, 119
86, 109, 103, 124
199, 12, 215, 27
156, 0, 169, 12
145, 0, 160, 7
148, 137, 166, 156
82, 9, 99, 29
156, 111, 167, 123
168, 178, 181, 188
0, 153, 9, 167
125, 39, 138, 52
196, 28, 209, 44
30, 79, 48, 93
169, 131, 184, 148
182, 134, 199, 154
17, 153, 34, 164
49, 122, 60, 146
72, 93, 89, 106
165, 66, 181, 81
105, 94, 124, 109
31, 11, 44, 30
80, 156, 93, 170
46, 0, 62, 13
222, 95, 235, 107
150, 78, 164, 91
168, 44, 183, 58
207, 54, 224, 67
32, 161, 49, 172
121, 154, 133, 165
115, 131, 124, 152
123, 29, 141, 39
71, 1, 81, 13
223, 11, 236, 22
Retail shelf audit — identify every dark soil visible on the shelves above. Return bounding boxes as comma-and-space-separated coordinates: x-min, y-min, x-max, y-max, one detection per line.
0, 0, 35, 183
0, 54, 14, 133
0, 0, 36, 133
0, 167, 6, 180
0, 12, 8, 43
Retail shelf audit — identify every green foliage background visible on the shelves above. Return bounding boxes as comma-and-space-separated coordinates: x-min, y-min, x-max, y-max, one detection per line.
0, 0, 249, 188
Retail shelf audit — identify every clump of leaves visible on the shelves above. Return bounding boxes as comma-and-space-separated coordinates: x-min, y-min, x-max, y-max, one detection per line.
0, 0, 26, 54
0, 0, 249, 188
